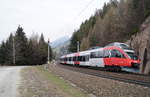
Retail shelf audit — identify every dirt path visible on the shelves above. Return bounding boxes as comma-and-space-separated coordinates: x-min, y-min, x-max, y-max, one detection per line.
0, 66, 23, 97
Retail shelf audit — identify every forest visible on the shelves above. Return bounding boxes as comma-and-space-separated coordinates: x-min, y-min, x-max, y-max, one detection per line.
0, 26, 52, 65
69, 0, 150, 52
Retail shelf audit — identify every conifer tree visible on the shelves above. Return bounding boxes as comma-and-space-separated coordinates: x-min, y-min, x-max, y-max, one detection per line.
15, 26, 28, 65
5, 33, 14, 65
0, 41, 7, 64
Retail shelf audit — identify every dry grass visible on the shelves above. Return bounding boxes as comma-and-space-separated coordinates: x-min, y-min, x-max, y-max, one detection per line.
18, 66, 89, 97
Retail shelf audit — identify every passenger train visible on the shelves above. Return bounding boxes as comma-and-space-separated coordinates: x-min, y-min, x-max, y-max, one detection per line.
60, 45, 140, 71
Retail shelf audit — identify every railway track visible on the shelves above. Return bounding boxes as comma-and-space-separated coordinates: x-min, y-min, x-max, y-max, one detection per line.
58, 64, 150, 88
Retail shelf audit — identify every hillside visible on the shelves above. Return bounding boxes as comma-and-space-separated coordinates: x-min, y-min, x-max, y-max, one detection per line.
68, 0, 150, 74
51, 36, 70, 48
69, 0, 150, 52
51, 36, 70, 59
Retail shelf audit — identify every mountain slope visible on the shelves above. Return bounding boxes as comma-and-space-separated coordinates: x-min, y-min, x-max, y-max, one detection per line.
51, 36, 70, 48
51, 36, 70, 59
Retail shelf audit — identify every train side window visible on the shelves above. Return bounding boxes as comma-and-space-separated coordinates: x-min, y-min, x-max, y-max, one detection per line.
82, 56, 84, 61
70, 57, 72, 61
91, 51, 103, 58
77, 56, 79, 61
111, 49, 125, 58
117, 50, 125, 58
83, 56, 86, 61
90, 52, 94, 58
66, 58, 68, 61
73, 57, 75, 61
74, 57, 76, 61
79, 56, 82, 61
79, 56, 81, 61
111, 50, 119, 58
75, 56, 77, 61
98, 51, 103, 58
91, 52, 97, 58
104, 50, 110, 58
80, 56, 84, 61
80, 56, 89, 61
76, 56, 78, 61
69, 57, 71, 61
67, 57, 69, 61
81, 56, 83, 61
86, 55, 89, 61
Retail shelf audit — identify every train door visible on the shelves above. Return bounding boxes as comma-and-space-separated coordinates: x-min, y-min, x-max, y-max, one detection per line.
89, 51, 104, 67
64, 57, 67, 64
110, 49, 127, 66
103, 49, 111, 66
79, 55, 90, 66
74, 53, 80, 65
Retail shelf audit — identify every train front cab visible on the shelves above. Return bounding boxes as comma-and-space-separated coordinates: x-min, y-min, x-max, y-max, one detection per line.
103, 46, 140, 70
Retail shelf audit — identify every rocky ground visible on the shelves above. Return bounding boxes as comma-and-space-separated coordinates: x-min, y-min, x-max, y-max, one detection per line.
47, 64, 150, 97
18, 66, 89, 97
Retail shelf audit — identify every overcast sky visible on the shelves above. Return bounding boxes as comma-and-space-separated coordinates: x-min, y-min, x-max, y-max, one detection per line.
0, 0, 109, 42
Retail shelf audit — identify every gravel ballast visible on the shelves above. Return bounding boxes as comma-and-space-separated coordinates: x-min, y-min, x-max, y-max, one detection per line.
47, 64, 150, 97
19, 66, 90, 97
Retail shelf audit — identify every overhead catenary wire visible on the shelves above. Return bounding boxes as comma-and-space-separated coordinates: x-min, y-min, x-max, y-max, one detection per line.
73, 0, 96, 21
66, 0, 97, 36
66, 0, 102, 36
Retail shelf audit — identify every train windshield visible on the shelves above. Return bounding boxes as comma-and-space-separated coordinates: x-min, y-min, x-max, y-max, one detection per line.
126, 52, 138, 60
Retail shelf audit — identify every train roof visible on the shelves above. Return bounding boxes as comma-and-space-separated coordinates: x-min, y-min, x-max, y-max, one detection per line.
61, 47, 103, 57
60, 46, 135, 58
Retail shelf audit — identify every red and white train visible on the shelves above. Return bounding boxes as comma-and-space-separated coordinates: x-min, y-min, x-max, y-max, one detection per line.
60, 46, 140, 70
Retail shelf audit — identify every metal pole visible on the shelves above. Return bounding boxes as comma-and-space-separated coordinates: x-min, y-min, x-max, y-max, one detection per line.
48, 39, 50, 64
13, 36, 15, 65
77, 41, 80, 52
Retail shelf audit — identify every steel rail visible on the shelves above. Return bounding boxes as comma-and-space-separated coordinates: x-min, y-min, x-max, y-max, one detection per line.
58, 64, 150, 88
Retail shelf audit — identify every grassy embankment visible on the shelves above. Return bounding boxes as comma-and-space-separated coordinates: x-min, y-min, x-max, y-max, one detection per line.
38, 66, 89, 97
20, 66, 89, 97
